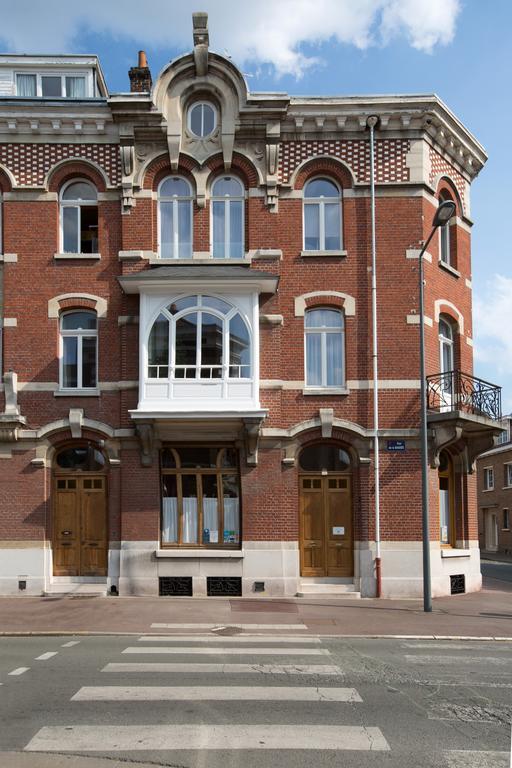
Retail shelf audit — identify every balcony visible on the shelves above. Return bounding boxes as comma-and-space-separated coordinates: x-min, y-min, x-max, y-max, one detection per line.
427, 370, 501, 421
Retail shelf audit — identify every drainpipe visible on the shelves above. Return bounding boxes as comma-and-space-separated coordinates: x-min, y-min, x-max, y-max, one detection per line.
367, 115, 382, 598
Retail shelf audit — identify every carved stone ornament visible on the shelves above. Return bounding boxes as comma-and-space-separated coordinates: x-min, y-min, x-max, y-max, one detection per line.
243, 418, 262, 466
0, 371, 26, 441
193, 12, 209, 76
136, 423, 154, 467
119, 145, 135, 212
429, 424, 463, 468
265, 122, 281, 212
182, 126, 221, 166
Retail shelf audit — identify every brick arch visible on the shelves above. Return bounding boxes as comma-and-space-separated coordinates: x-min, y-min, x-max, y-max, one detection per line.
46, 159, 107, 193
48, 293, 107, 319
292, 156, 354, 190
295, 290, 356, 317
206, 152, 259, 188
0, 165, 13, 192
143, 153, 198, 191
435, 175, 463, 218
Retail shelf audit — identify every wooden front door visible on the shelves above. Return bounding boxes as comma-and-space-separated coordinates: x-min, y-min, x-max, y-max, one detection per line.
53, 475, 107, 576
300, 475, 353, 577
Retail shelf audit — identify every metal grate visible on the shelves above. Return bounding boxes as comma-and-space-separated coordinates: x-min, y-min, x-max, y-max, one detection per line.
207, 576, 242, 597
450, 574, 465, 595
159, 576, 193, 597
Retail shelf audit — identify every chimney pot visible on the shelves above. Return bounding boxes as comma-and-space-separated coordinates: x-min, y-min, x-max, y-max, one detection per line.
138, 50, 148, 68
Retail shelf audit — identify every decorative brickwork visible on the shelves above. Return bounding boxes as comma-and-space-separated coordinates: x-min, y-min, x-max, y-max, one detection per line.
429, 147, 466, 210
0, 143, 121, 187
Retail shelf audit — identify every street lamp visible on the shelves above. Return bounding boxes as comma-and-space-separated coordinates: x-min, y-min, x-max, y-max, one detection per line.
418, 199, 456, 613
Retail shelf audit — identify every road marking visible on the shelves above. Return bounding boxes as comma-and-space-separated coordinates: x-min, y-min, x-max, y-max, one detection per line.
138, 635, 321, 644
444, 750, 510, 767
405, 655, 511, 666
25, 724, 390, 752
8, 667, 30, 676
403, 643, 512, 651
151, 623, 308, 630
61, 641, 80, 648
122, 646, 329, 656
72, 685, 362, 702
102, 662, 342, 675
35, 652, 58, 661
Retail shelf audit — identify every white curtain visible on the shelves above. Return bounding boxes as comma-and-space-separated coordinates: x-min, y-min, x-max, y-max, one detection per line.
66, 76, 85, 98
17, 74, 36, 97
326, 332, 343, 386
203, 497, 219, 542
182, 497, 198, 543
306, 333, 321, 386
224, 497, 239, 540
162, 497, 178, 543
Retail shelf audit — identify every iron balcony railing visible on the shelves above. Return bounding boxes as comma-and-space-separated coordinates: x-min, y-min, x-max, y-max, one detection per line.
426, 370, 502, 421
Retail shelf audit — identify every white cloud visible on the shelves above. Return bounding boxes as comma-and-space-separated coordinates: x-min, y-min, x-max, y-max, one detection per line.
474, 274, 512, 412
0, 0, 461, 77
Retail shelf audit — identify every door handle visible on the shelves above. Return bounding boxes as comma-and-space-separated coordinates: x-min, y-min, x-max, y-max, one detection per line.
61, 530, 72, 536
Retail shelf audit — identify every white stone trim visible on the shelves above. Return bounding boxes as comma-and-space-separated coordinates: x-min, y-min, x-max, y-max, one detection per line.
406, 314, 433, 327
0, 253, 17, 263
54, 252, 101, 260
48, 293, 107, 318
2, 317, 17, 327
260, 379, 420, 390
438, 260, 461, 278
294, 291, 355, 317
465, 278, 472, 290
406, 248, 432, 263
155, 549, 244, 559
466, 337, 473, 347
434, 299, 464, 333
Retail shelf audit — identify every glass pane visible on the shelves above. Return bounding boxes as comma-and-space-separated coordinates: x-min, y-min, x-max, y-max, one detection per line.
304, 203, 320, 250
212, 200, 225, 259
229, 200, 243, 258
202, 475, 219, 544
169, 296, 197, 314
175, 313, 198, 367
306, 333, 322, 386
160, 201, 173, 258
201, 313, 223, 375
202, 104, 215, 135
181, 475, 198, 544
62, 181, 97, 201
439, 480, 450, 544
441, 341, 453, 374
220, 448, 238, 468
222, 475, 240, 544
42, 76, 62, 97
16, 74, 36, 97
82, 337, 97, 388
326, 332, 343, 386
178, 447, 219, 468
190, 104, 203, 136
305, 179, 339, 198
63, 206, 79, 253
162, 475, 178, 543
159, 178, 191, 197
61, 311, 96, 331
213, 177, 243, 197
203, 296, 231, 314
65, 76, 85, 97
177, 200, 192, 258
305, 309, 343, 328
62, 336, 78, 387
229, 313, 250, 377
440, 223, 450, 264
324, 203, 341, 250
148, 313, 169, 377
80, 206, 98, 253
439, 319, 453, 341
56, 446, 105, 471
161, 448, 176, 469
299, 444, 351, 472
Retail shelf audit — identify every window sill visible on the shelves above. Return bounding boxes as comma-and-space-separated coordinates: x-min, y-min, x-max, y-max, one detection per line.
300, 250, 347, 258
482, 488, 495, 493
54, 388, 100, 397
155, 549, 244, 559
440, 548, 471, 558
303, 387, 349, 396
438, 260, 460, 278
148, 254, 251, 266
54, 253, 101, 260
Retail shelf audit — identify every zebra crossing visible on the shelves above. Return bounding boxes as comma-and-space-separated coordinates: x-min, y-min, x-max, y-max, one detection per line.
24, 629, 391, 758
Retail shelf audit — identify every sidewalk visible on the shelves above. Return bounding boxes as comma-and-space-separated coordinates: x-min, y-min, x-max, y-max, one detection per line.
0, 578, 511, 639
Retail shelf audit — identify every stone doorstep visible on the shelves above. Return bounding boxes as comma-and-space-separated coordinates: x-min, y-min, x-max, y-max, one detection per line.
43, 583, 108, 597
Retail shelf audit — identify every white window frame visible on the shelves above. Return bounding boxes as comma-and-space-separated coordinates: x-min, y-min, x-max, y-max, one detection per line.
503, 508, 510, 530
439, 218, 451, 265
157, 177, 193, 259
59, 310, 98, 391
59, 178, 98, 254
15, 71, 88, 98
483, 466, 494, 491
187, 101, 217, 138
304, 307, 345, 389
303, 178, 343, 252
504, 463, 512, 488
210, 176, 245, 259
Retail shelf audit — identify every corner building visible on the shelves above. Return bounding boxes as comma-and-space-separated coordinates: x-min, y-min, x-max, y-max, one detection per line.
0, 17, 502, 599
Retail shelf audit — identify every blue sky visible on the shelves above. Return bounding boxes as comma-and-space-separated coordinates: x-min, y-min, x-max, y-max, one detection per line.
1, 0, 510, 410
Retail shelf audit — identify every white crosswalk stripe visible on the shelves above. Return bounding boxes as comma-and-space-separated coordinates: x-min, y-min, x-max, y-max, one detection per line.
405, 654, 511, 666
151, 623, 308, 630
444, 750, 510, 767
122, 645, 330, 655
138, 634, 321, 643
72, 685, 362, 701
102, 662, 343, 675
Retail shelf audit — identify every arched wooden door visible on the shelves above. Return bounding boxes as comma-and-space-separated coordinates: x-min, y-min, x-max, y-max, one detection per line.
299, 443, 353, 578
52, 444, 108, 577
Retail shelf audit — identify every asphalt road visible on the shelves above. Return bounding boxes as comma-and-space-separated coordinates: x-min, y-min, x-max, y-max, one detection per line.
482, 559, 512, 584
0, 633, 511, 768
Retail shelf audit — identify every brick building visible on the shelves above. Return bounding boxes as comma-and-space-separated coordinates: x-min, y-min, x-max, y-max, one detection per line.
0, 15, 502, 598
477, 415, 512, 557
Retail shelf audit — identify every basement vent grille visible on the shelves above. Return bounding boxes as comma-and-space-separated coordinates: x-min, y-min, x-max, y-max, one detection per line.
450, 574, 465, 595
159, 576, 193, 597
207, 576, 242, 597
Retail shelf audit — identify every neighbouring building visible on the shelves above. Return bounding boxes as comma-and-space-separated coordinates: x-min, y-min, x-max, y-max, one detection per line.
0, 14, 503, 599
477, 415, 512, 557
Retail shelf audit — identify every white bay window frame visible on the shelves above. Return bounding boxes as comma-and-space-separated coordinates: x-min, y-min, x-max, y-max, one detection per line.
15, 71, 89, 98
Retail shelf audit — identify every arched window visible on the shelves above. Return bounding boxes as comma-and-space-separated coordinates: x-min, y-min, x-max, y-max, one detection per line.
158, 177, 193, 259
303, 178, 342, 251
60, 180, 98, 254
60, 310, 98, 390
188, 102, 217, 138
299, 443, 351, 472
305, 308, 344, 388
439, 316, 455, 408
147, 295, 251, 381
438, 193, 453, 265
211, 176, 244, 259
55, 444, 105, 471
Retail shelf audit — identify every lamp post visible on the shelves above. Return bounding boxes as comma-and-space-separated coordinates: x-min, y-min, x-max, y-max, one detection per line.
418, 199, 456, 613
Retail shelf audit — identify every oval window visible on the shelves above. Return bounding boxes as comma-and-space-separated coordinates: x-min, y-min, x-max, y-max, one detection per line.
189, 102, 216, 137
299, 444, 351, 472
55, 445, 105, 471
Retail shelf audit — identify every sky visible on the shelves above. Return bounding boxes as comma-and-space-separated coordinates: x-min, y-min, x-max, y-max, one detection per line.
0, 0, 510, 411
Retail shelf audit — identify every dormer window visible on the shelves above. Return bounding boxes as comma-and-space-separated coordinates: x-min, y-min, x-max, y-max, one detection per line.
188, 102, 216, 137
16, 73, 86, 98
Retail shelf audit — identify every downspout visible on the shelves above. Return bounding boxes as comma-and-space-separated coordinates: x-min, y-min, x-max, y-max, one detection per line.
367, 115, 382, 598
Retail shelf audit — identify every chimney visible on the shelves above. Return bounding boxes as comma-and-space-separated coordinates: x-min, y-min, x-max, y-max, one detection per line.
129, 50, 152, 93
